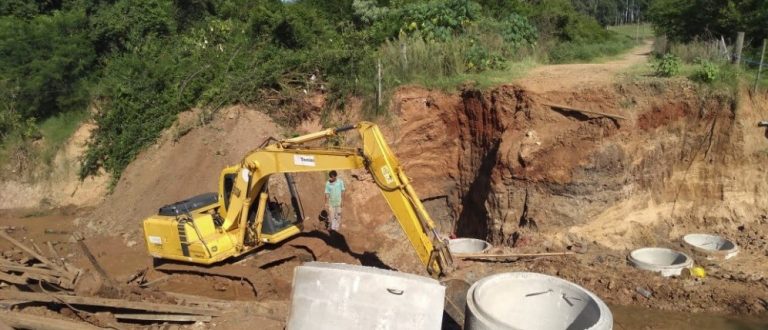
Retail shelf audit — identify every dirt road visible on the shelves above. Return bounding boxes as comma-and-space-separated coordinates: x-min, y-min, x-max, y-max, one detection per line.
517, 41, 653, 93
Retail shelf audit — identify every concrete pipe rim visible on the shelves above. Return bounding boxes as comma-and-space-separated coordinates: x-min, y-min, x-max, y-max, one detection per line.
628, 247, 693, 270
447, 238, 492, 254
465, 272, 613, 330
682, 233, 739, 254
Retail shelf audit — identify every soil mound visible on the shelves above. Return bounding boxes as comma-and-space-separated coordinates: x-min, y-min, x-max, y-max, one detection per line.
84, 106, 282, 236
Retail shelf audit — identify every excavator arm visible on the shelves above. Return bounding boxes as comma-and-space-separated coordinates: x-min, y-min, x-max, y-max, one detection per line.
143, 122, 453, 276
228, 122, 452, 275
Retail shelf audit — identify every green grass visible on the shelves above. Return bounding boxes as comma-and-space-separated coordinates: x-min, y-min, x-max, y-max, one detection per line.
608, 24, 654, 40
547, 33, 636, 64
411, 58, 537, 90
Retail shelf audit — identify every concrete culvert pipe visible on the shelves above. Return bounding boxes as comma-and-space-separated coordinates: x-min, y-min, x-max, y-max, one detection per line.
682, 234, 739, 260
287, 262, 445, 330
465, 272, 613, 330
628, 248, 693, 277
448, 238, 492, 254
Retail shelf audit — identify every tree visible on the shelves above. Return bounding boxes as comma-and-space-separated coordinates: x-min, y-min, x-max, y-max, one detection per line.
0, 10, 95, 120
648, 0, 767, 46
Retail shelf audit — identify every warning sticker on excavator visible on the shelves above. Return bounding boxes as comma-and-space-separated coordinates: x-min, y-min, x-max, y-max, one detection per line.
381, 165, 395, 184
294, 155, 316, 167
148, 236, 162, 245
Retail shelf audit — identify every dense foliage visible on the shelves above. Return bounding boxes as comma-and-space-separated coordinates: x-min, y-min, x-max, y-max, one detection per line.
0, 0, 634, 181
648, 0, 767, 46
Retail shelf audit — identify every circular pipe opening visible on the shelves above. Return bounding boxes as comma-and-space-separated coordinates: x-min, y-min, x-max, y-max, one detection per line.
629, 247, 693, 277
465, 272, 612, 330
682, 234, 739, 260
447, 238, 492, 254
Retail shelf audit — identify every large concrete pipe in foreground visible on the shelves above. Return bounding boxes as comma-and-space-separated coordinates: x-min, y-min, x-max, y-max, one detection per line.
682, 234, 739, 260
629, 247, 693, 277
448, 238, 492, 254
465, 272, 613, 330
287, 262, 445, 330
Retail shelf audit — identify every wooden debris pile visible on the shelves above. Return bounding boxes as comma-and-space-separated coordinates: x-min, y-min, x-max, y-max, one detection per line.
0, 229, 241, 328
0, 231, 80, 290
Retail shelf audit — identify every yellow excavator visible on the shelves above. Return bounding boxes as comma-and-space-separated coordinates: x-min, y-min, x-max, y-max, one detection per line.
142, 122, 453, 276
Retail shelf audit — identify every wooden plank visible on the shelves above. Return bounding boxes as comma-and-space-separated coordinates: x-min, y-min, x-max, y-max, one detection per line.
542, 103, 627, 120
0, 300, 31, 309
162, 292, 283, 321
23, 273, 66, 287
0, 310, 102, 330
0, 264, 62, 278
73, 233, 115, 287
140, 275, 170, 287
0, 260, 71, 288
0, 318, 13, 330
163, 292, 231, 308
0, 231, 70, 278
454, 251, 575, 259
0, 290, 221, 316
45, 242, 61, 264
114, 313, 212, 322
31, 242, 44, 256
0, 272, 27, 285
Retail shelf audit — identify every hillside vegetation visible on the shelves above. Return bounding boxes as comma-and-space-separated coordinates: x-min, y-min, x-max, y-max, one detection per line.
0, 0, 667, 183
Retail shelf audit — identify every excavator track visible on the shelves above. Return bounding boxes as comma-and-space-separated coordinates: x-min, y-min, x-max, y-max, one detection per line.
154, 237, 329, 298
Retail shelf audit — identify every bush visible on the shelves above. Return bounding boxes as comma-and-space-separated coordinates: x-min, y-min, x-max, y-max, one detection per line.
693, 60, 719, 83
529, 0, 610, 43
402, 0, 479, 41
81, 45, 187, 179
654, 54, 682, 77
465, 41, 506, 72
499, 13, 537, 49
668, 39, 725, 63
89, 0, 176, 53
548, 32, 633, 63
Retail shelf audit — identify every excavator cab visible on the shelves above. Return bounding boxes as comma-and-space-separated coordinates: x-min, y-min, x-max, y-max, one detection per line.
144, 169, 304, 264
219, 166, 304, 233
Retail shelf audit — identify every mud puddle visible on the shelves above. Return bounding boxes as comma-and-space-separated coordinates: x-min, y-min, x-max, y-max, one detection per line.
611, 304, 768, 330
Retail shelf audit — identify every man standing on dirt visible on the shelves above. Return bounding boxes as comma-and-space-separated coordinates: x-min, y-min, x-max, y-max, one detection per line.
324, 170, 345, 231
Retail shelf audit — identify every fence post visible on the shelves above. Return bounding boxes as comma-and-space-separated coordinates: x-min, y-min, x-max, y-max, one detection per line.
733, 32, 745, 66
754, 39, 766, 94
400, 42, 408, 70
635, 20, 640, 42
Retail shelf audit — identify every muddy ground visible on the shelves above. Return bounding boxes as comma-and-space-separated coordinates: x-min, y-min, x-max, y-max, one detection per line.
1, 42, 767, 329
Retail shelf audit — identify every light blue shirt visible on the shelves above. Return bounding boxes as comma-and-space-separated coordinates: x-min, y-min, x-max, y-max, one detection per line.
325, 179, 345, 207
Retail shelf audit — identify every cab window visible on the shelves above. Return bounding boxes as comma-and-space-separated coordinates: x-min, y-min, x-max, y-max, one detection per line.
222, 173, 236, 210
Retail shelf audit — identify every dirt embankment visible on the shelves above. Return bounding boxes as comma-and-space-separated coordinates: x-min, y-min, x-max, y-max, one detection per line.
387, 80, 767, 248
372, 79, 768, 315
0, 122, 109, 210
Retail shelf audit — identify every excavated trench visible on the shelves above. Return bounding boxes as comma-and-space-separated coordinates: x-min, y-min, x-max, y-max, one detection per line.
393, 80, 766, 250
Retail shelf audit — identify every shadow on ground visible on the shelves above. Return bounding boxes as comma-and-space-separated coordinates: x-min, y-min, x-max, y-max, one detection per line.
301, 230, 395, 270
